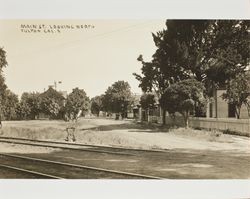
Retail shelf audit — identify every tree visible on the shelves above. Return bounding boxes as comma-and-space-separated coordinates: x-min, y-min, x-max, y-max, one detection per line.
160, 79, 205, 128
18, 92, 41, 119
222, 72, 250, 119
1, 90, 19, 120
45, 99, 61, 118
140, 93, 156, 110
134, 55, 171, 97
134, 20, 250, 123
0, 48, 7, 71
65, 88, 90, 120
91, 95, 104, 117
39, 87, 65, 119
0, 48, 8, 121
151, 20, 250, 88
135, 20, 250, 90
103, 81, 133, 119
139, 93, 157, 122
16, 101, 31, 120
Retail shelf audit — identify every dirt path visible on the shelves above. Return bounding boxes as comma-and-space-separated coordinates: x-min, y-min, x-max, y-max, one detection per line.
1, 118, 250, 153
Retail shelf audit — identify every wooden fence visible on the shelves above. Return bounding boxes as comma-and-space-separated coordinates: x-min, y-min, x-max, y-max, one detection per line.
148, 115, 250, 135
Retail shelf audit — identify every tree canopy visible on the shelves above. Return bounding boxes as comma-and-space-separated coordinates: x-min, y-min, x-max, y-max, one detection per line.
140, 93, 157, 110
0, 48, 8, 119
18, 92, 41, 119
103, 81, 133, 118
134, 20, 250, 96
160, 79, 205, 128
222, 72, 250, 118
39, 87, 65, 119
65, 87, 90, 120
91, 95, 104, 116
1, 90, 19, 120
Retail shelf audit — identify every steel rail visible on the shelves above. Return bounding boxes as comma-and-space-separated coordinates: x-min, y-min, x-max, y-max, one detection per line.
0, 163, 64, 179
0, 138, 133, 156
0, 153, 162, 179
0, 136, 168, 153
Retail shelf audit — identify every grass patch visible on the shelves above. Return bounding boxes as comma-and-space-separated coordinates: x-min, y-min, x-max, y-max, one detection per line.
221, 129, 250, 137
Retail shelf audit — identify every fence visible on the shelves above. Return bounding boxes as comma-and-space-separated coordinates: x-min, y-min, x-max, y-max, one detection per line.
189, 117, 250, 135
148, 115, 250, 135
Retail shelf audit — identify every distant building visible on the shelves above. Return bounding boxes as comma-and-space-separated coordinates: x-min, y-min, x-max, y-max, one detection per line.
207, 88, 249, 119
127, 93, 141, 119
207, 69, 250, 119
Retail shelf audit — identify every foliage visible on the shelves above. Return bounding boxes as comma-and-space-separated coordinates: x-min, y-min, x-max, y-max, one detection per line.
160, 79, 205, 128
140, 93, 156, 110
133, 55, 170, 96
91, 95, 104, 116
39, 87, 65, 119
103, 81, 133, 118
0, 47, 7, 71
65, 87, 90, 120
222, 72, 250, 118
134, 20, 250, 97
0, 48, 8, 120
1, 90, 19, 120
16, 101, 31, 120
18, 92, 41, 119
43, 99, 61, 118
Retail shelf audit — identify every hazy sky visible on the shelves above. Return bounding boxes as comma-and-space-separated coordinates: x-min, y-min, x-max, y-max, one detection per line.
0, 19, 166, 98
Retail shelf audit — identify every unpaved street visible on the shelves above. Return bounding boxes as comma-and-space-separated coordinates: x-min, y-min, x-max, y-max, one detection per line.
1, 118, 250, 179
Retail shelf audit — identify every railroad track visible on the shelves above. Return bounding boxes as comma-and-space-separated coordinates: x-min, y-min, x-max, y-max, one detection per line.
0, 153, 162, 179
0, 164, 63, 179
0, 136, 168, 153
0, 137, 134, 156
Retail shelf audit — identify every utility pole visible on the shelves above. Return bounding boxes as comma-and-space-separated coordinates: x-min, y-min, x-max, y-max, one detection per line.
54, 81, 57, 90
53, 81, 62, 91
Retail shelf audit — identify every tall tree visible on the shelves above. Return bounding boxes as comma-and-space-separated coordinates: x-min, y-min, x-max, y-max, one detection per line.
0, 48, 8, 121
154, 20, 250, 85
139, 93, 157, 122
65, 88, 90, 120
135, 20, 250, 122
91, 95, 104, 117
103, 81, 133, 119
19, 92, 41, 119
16, 101, 31, 120
134, 55, 173, 124
135, 20, 250, 91
39, 87, 65, 119
140, 93, 156, 110
1, 90, 19, 120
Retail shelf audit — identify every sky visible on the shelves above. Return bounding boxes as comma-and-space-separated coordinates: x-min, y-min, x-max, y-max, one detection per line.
0, 19, 166, 98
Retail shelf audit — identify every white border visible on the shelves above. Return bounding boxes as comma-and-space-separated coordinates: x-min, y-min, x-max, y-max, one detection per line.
0, 180, 250, 199
0, 0, 250, 19
0, 0, 250, 198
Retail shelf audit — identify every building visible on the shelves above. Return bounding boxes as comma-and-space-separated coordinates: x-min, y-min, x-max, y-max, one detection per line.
207, 88, 249, 119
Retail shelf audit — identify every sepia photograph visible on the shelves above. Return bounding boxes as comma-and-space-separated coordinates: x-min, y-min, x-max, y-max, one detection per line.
0, 19, 249, 180
0, 0, 250, 198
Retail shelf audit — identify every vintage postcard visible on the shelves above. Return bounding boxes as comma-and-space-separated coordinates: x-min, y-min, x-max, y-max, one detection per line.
0, 0, 250, 199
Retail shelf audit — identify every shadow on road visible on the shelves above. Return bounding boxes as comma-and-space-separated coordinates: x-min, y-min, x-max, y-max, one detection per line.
79, 121, 172, 133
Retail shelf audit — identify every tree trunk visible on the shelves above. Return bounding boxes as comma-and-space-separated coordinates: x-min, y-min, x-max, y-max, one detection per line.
183, 111, 189, 128
236, 105, 241, 119
185, 117, 189, 128
147, 108, 150, 122
246, 102, 250, 117
162, 108, 166, 125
